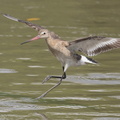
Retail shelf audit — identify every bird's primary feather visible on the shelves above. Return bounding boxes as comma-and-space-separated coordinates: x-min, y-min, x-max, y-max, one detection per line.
68, 36, 120, 56
3, 14, 44, 31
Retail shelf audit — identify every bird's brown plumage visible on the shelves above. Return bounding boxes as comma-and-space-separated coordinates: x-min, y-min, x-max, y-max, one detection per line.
68, 36, 120, 56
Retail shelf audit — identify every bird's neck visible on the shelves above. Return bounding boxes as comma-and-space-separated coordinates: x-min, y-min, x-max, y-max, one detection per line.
49, 31, 60, 39
45, 32, 60, 46
45, 37, 57, 47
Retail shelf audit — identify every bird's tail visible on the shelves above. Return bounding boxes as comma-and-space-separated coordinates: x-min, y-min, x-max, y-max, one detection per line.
86, 57, 98, 64
80, 55, 98, 65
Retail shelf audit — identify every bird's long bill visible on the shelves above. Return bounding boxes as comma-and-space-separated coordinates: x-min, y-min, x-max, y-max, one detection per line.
21, 35, 40, 45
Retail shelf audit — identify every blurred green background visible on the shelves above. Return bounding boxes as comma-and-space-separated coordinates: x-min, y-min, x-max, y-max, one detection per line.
0, 0, 120, 119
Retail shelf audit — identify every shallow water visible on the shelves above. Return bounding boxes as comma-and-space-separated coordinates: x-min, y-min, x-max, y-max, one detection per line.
0, 0, 120, 119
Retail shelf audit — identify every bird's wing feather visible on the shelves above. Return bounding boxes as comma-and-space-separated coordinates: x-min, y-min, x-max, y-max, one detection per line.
3, 14, 44, 31
67, 36, 120, 56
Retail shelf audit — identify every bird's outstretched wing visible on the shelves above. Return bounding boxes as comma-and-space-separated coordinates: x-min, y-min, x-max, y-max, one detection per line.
67, 36, 120, 56
3, 14, 44, 31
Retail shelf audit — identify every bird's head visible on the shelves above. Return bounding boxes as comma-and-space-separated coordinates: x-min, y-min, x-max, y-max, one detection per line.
21, 29, 49, 45
38, 29, 50, 39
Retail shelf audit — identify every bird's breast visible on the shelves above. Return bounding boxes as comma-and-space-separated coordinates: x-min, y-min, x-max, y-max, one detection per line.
46, 39, 70, 56
45, 38, 71, 64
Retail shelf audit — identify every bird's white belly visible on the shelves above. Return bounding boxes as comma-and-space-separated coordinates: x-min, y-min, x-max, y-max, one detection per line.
56, 53, 68, 65
57, 55, 95, 67
56, 53, 79, 67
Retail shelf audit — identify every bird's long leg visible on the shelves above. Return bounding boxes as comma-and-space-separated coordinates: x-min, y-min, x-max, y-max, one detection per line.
36, 72, 66, 99
42, 67, 66, 84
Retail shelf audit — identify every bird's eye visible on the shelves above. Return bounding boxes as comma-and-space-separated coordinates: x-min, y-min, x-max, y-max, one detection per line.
41, 32, 46, 35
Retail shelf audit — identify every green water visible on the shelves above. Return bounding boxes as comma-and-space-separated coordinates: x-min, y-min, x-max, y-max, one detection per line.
0, 0, 120, 119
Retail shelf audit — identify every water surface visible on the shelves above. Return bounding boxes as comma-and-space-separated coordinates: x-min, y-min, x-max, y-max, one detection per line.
0, 0, 120, 119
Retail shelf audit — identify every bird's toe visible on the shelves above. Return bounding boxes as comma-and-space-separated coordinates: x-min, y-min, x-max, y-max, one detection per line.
42, 75, 51, 84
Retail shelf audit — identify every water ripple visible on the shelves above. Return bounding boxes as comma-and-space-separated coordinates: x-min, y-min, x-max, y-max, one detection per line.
65, 73, 120, 85
0, 69, 18, 73
0, 99, 86, 112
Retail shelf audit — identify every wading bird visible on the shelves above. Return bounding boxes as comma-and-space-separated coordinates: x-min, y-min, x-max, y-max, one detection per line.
3, 14, 120, 99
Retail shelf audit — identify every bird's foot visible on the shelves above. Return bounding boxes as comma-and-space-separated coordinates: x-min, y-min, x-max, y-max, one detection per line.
35, 94, 45, 99
42, 75, 51, 84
